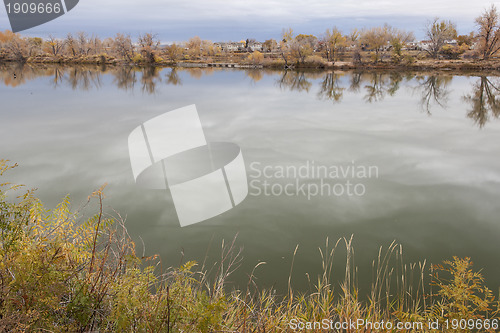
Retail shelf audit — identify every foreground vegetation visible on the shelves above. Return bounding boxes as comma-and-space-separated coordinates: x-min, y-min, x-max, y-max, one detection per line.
0, 159, 499, 332
1, 5, 500, 71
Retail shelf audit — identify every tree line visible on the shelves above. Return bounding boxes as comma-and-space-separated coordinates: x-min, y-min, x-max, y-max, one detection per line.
0, 5, 500, 66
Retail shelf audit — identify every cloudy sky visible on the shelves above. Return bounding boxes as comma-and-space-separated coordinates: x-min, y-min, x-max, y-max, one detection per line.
1, 0, 499, 42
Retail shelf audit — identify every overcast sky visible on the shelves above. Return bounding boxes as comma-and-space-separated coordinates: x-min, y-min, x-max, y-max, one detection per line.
1, 0, 499, 42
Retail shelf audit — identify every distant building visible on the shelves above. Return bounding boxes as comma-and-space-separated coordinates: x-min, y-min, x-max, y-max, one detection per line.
248, 42, 263, 52
404, 42, 419, 51
216, 42, 243, 52
418, 40, 432, 51
416, 39, 458, 51
215, 41, 262, 52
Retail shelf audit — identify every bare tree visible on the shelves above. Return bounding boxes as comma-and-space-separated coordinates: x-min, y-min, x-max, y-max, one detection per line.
89, 35, 103, 55
186, 36, 202, 59
77, 32, 92, 55
4, 36, 27, 61
27, 37, 42, 57
65, 33, 77, 56
201, 40, 216, 57
389, 27, 414, 58
45, 35, 65, 56
424, 18, 457, 58
112, 33, 134, 61
138, 33, 160, 63
475, 5, 500, 59
262, 39, 277, 52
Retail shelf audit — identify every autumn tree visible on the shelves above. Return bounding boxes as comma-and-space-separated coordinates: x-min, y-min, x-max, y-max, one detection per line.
361, 25, 390, 62
88, 35, 103, 55
321, 27, 346, 63
424, 18, 457, 58
292, 34, 317, 64
4, 35, 27, 61
475, 5, 500, 59
360, 25, 413, 63
0, 31, 28, 61
112, 33, 134, 61
262, 39, 277, 52
0, 30, 13, 44
164, 43, 184, 63
65, 33, 77, 56
279, 28, 294, 67
201, 40, 216, 57
26, 37, 43, 57
76, 32, 92, 55
247, 50, 264, 65
44, 35, 65, 56
138, 33, 160, 63
348, 29, 362, 63
457, 33, 475, 48
388, 27, 415, 61
186, 36, 202, 59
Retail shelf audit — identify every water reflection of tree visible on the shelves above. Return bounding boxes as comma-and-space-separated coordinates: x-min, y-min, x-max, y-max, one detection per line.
349, 72, 362, 92
66, 66, 102, 90
141, 66, 161, 94
165, 68, 181, 85
51, 67, 64, 87
0, 63, 55, 87
113, 66, 137, 91
363, 72, 403, 103
463, 77, 500, 128
387, 72, 404, 96
276, 71, 313, 92
246, 69, 264, 83
183, 68, 203, 79
414, 75, 452, 114
317, 72, 345, 102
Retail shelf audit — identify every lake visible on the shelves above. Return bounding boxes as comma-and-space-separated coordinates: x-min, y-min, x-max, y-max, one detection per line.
1, 63, 500, 295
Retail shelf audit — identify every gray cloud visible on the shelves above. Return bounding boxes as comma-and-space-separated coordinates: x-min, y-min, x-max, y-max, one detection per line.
0, 0, 496, 40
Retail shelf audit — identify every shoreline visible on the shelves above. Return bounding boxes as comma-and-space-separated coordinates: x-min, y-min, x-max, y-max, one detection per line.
2, 56, 500, 75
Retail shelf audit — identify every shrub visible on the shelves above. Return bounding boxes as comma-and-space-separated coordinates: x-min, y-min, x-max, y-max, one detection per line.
263, 58, 285, 68
246, 51, 264, 65
441, 44, 466, 60
131, 53, 144, 63
391, 54, 402, 63
430, 257, 497, 323
302, 55, 326, 67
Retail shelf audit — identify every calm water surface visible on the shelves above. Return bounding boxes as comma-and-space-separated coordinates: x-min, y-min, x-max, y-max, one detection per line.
1, 64, 500, 293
